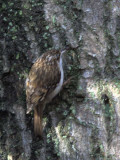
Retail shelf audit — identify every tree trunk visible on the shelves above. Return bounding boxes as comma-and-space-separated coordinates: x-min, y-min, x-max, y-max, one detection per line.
0, 0, 120, 159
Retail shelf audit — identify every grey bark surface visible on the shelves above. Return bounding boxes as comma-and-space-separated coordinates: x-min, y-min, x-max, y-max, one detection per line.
0, 0, 120, 159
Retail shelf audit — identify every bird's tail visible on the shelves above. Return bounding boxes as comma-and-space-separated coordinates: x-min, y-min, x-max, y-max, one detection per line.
34, 104, 44, 137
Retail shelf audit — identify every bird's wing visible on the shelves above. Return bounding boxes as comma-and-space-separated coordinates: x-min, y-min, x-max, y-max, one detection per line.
26, 54, 61, 109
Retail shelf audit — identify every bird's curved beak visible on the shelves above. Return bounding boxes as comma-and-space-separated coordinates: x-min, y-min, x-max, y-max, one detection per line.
26, 104, 33, 114
61, 49, 66, 55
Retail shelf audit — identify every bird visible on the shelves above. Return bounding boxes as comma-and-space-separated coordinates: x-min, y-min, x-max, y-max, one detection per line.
26, 49, 65, 136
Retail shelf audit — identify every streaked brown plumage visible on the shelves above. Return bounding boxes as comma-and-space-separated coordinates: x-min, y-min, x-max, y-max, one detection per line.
26, 50, 64, 136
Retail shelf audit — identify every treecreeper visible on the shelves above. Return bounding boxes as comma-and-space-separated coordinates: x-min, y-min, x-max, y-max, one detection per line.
26, 50, 65, 136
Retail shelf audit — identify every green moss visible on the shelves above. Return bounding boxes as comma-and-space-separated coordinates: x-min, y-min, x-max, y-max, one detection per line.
102, 94, 116, 143
87, 79, 118, 150
90, 127, 105, 159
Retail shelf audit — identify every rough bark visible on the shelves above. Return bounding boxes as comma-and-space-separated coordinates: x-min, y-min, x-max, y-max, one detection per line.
0, 0, 120, 159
